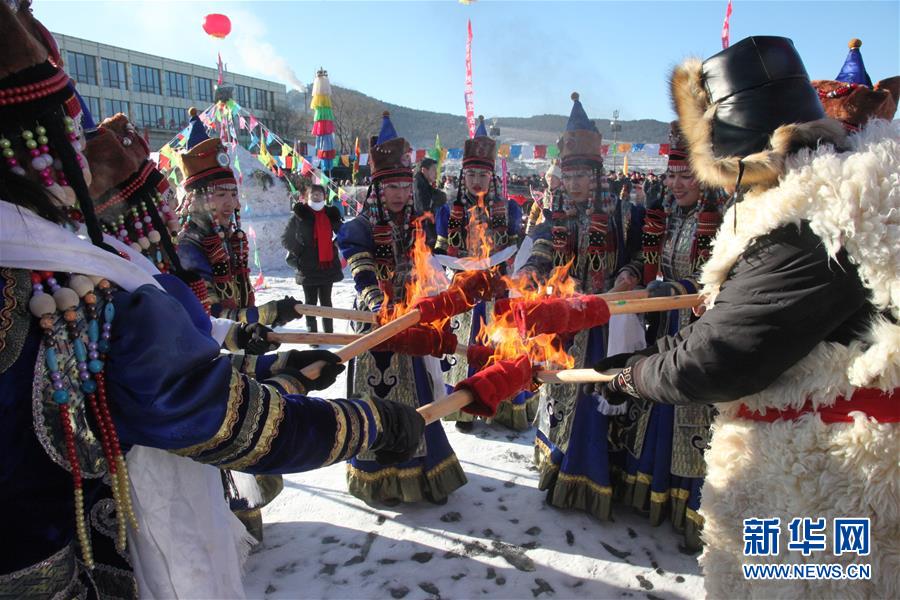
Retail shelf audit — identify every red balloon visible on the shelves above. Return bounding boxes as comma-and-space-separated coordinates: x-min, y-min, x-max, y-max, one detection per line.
202, 14, 231, 39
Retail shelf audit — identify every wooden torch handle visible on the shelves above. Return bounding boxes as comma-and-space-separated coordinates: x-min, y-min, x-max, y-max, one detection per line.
534, 368, 619, 384
300, 310, 423, 380
294, 303, 378, 324
268, 332, 362, 345
606, 294, 701, 315
417, 389, 473, 425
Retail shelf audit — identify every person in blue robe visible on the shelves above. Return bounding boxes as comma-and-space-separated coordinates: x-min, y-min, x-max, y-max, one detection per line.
338, 113, 467, 505
520, 93, 645, 521
0, 23, 425, 596
433, 116, 528, 432
606, 123, 722, 551
175, 113, 298, 329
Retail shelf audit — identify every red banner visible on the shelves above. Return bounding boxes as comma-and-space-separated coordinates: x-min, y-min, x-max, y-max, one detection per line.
533, 145, 547, 159
721, 0, 733, 49
464, 19, 476, 138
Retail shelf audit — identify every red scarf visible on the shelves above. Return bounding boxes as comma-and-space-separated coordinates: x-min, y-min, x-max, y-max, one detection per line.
313, 208, 334, 268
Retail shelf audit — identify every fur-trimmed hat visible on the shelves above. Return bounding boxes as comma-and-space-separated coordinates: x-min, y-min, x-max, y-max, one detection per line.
369, 111, 412, 183
558, 92, 603, 170
180, 137, 236, 191
670, 36, 846, 191
812, 39, 899, 129
463, 116, 496, 171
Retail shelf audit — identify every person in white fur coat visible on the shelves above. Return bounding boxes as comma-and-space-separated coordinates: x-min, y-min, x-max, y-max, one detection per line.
595, 36, 899, 599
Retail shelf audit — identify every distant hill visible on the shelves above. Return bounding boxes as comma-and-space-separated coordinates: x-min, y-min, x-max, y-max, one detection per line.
287, 87, 668, 151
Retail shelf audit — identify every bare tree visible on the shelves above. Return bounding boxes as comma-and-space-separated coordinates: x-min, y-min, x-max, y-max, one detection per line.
330, 87, 380, 155
271, 104, 312, 146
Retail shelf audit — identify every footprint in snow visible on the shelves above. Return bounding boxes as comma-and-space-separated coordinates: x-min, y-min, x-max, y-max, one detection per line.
531, 578, 555, 597
635, 575, 654, 590
440, 512, 462, 523
418, 582, 440, 597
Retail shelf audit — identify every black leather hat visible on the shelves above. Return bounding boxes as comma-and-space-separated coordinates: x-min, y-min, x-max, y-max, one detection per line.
702, 36, 825, 159
670, 36, 846, 190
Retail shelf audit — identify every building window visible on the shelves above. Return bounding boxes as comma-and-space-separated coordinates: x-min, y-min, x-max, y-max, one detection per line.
165, 106, 189, 131
251, 88, 270, 111
166, 71, 190, 99
101, 58, 127, 90
235, 84, 250, 107
194, 77, 213, 103
131, 64, 161, 94
82, 96, 101, 121
133, 102, 164, 128
66, 51, 97, 86
103, 98, 129, 119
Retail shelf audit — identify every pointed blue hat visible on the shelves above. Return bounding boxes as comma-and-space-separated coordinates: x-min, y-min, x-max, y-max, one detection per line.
474, 115, 488, 137
835, 38, 872, 87
565, 92, 599, 133
376, 111, 399, 145
185, 107, 209, 150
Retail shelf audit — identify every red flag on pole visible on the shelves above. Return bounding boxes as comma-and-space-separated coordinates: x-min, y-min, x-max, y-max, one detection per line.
721, 0, 733, 49
464, 20, 476, 138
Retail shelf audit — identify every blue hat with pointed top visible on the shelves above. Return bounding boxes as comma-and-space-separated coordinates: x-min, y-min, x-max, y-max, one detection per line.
464, 115, 496, 170
376, 110, 399, 145
185, 107, 209, 151
369, 111, 412, 182
835, 38, 872, 87
558, 92, 603, 168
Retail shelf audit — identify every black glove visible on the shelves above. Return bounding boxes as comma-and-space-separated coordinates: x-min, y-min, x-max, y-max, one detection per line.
273, 296, 300, 327
369, 397, 426, 466
279, 349, 345, 392
234, 323, 280, 355
598, 366, 642, 407
646, 279, 678, 298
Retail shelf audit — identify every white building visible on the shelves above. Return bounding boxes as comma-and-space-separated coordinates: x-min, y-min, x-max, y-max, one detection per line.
54, 32, 288, 150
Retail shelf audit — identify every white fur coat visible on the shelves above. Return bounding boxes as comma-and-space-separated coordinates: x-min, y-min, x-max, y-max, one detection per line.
696, 121, 900, 599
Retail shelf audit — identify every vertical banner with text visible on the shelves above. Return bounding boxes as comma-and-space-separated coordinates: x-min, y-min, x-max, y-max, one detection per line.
464, 19, 476, 138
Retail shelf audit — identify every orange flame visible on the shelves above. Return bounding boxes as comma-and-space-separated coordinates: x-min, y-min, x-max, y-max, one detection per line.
465, 192, 494, 261
378, 214, 452, 332
473, 257, 580, 369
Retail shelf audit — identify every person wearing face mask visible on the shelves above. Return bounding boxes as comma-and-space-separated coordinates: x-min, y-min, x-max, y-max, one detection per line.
175, 110, 299, 331
606, 122, 723, 552
282, 184, 344, 336
336, 112, 467, 506
434, 115, 524, 432
518, 92, 646, 523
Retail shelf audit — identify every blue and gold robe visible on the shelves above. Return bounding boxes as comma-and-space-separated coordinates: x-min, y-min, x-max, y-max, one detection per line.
0, 268, 381, 598
434, 194, 530, 430
524, 196, 645, 521
338, 216, 467, 504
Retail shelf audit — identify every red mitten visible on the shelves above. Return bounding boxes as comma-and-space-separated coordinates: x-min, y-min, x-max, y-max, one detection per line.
412, 288, 470, 324
454, 355, 533, 417
513, 294, 610, 336
466, 344, 495, 372
374, 324, 457, 357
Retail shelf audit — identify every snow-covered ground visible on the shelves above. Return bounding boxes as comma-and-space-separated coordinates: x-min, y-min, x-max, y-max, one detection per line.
244, 273, 705, 600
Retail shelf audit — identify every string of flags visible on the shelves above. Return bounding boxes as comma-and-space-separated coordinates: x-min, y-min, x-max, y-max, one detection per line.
157, 100, 357, 211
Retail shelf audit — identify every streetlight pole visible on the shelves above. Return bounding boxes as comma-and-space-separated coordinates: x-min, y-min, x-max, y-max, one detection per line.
610, 109, 621, 173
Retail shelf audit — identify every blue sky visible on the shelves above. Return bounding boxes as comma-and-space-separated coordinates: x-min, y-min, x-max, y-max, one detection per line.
36, 1, 899, 121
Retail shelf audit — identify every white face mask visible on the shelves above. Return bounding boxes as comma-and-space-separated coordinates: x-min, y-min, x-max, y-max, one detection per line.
309, 199, 326, 211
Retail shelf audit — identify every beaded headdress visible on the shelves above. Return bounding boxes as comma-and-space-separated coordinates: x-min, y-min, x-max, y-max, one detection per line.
1, 0, 137, 568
